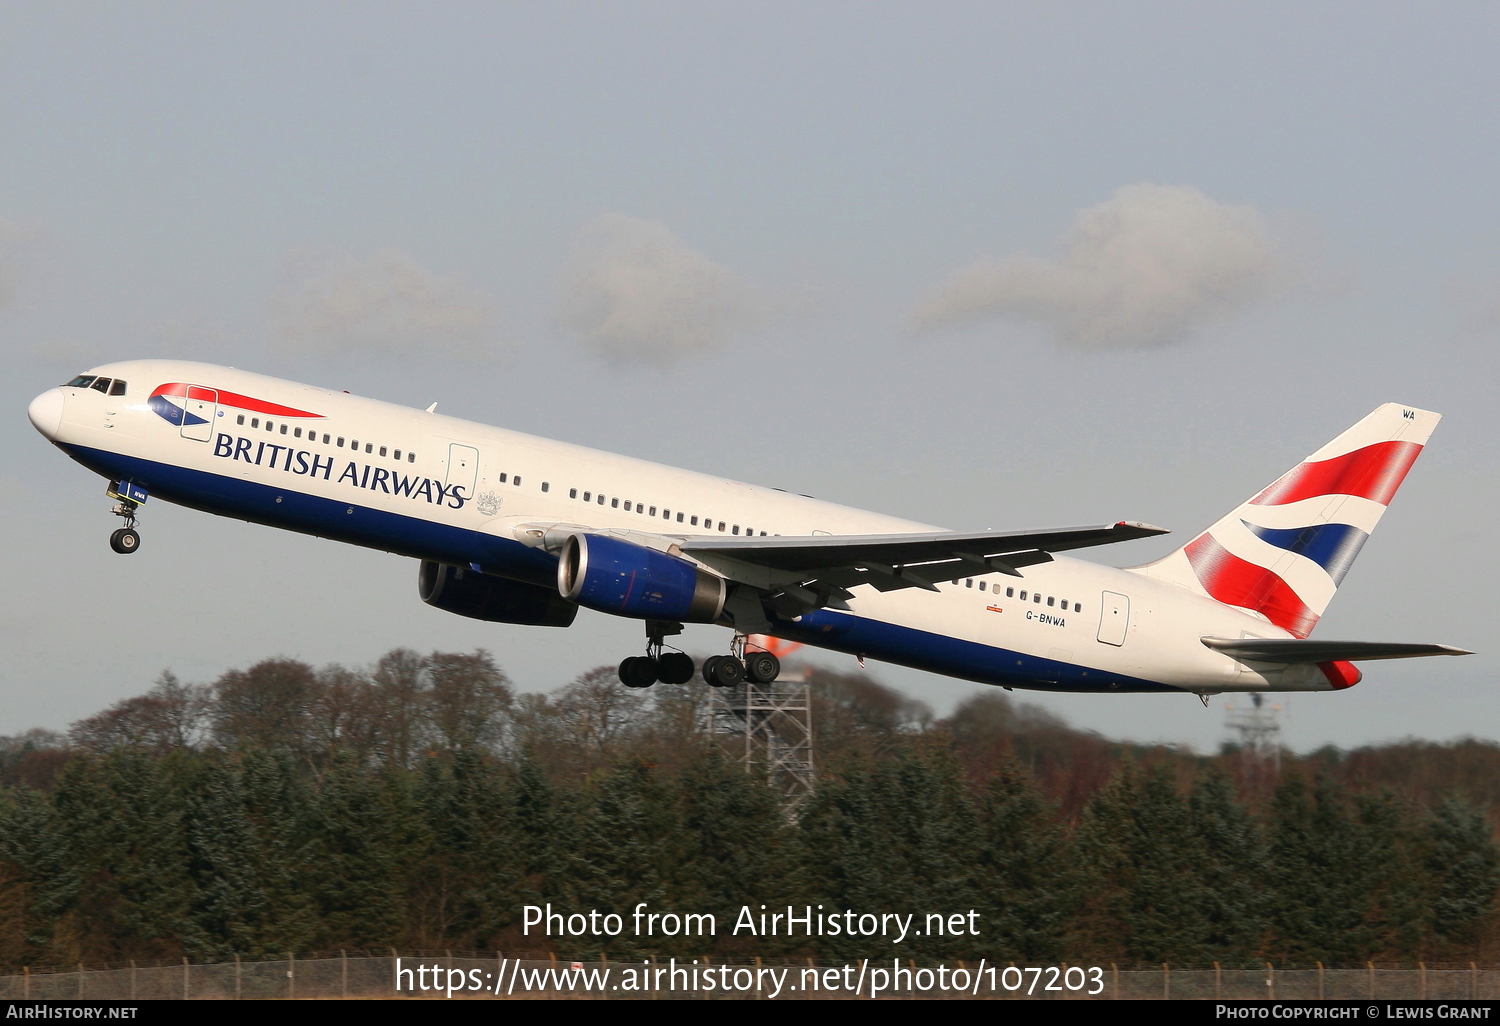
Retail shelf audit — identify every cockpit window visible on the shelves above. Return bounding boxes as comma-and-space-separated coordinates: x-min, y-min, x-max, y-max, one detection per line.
109, 380, 127, 396
91, 377, 112, 393
66, 375, 96, 389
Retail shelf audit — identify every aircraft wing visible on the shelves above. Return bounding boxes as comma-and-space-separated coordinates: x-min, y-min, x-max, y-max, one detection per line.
1201, 638, 1473, 662
678, 521, 1168, 603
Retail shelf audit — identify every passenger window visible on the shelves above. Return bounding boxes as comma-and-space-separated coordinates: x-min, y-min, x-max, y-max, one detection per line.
1074, 602, 1082, 612
597, 494, 605, 504
624, 501, 632, 511
691, 516, 698, 526
677, 512, 685, 522
351, 439, 359, 448
499, 473, 507, 483
281, 425, 288, 435
1034, 593, 1042, 603
569, 488, 577, 499
583, 491, 590, 501
91, 378, 111, 393
542, 482, 550, 493
295, 428, 303, 438
237, 415, 245, 425
407, 453, 415, 462
393, 449, 401, 459
663, 509, 670, 518
1019, 591, 1027, 600
337, 437, 345, 446
718, 521, 726, 532
612, 498, 619, 508
965, 579, 972, 588
733, 525, 740, 535
379, 446, 386, 456
267, 422, 275, 432
513, 476, 521, 486
649, 506, 656, 516
109, 380, 127, 396
253, 418, 261, 429
979, 581, 987, 592
1047, 596, 1054, 606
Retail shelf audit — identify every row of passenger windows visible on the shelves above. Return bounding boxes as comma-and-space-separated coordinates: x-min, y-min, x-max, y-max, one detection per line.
66, 375, 127, 396
235, 414, 417, 462
565, 487, 768, 535
960, 577, 1083, 613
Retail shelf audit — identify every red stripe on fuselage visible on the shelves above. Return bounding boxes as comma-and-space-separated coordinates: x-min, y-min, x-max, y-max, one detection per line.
1184, 534, 1319, 638
150, 382, 324, 419
1250, 440, 1421, 507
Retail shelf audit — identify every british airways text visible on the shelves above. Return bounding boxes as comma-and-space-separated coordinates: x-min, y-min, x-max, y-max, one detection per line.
212, 433, 467, 509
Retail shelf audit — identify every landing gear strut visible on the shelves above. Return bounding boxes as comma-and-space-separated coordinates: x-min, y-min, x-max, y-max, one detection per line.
618, 621, 696, 689
108, 499, 141, 555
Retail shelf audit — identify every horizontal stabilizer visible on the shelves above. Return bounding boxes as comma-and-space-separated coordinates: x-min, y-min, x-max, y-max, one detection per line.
1202, 637, 1472, 663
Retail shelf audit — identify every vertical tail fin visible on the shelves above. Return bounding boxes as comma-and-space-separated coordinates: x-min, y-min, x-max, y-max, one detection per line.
1131, 403, 1440, 637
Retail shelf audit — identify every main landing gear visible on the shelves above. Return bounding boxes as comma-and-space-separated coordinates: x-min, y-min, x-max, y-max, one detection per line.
619, 621, 696, 689
617, 625, 783, 690
704, 645, 780, 688
108, 501, 141, 555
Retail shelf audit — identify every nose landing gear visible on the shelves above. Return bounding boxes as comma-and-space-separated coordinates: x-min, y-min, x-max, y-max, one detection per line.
109, 525, 141, 554
107, 498, 142, 554
105, 480, 148, 555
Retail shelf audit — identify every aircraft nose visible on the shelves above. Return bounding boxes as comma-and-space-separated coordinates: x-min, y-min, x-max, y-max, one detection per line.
28, 387, 65, 440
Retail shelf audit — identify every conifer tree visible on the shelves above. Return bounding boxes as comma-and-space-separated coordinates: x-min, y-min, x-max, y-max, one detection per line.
182, 750, 318, 957
1423, 797, 1500, 951
973, 759, 1077, 961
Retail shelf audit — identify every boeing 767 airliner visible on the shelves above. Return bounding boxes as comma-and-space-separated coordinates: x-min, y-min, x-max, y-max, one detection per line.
27, 361, 1469, 698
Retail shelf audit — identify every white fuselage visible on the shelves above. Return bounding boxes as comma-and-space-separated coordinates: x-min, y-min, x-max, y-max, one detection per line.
29, 359, 1332, 695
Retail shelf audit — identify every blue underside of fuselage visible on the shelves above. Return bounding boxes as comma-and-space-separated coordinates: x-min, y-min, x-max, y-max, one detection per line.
62, 442, 1178, 694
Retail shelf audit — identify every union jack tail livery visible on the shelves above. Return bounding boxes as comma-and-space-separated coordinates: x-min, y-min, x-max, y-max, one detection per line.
1133, 403, 1439, 638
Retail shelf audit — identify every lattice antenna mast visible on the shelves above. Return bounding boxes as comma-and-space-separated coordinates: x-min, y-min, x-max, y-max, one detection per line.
1224, 692, 1283, 778
707, 636, 815, 812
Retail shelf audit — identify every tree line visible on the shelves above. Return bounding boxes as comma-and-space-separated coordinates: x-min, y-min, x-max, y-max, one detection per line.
0, 649, 1495, 968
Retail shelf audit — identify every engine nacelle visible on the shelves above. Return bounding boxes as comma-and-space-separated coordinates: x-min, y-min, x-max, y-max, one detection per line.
419, 561, 578, 627
557, 533, 726, 623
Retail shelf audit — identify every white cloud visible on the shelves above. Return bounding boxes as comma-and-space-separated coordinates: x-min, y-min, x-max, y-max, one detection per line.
271, 248, 494, 356
912, 184, 1281, 347
556, 213, 759, 365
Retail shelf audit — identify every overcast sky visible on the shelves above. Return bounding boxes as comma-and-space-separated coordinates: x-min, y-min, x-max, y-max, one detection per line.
3, 2, 1497, 753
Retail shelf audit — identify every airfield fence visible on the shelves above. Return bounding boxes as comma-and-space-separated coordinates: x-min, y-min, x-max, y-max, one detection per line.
0, 953, 1496, 999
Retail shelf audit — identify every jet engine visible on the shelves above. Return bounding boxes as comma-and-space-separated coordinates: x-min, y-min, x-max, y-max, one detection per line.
556, 533, 726, 622
419, 561, 578, 627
